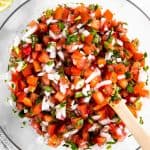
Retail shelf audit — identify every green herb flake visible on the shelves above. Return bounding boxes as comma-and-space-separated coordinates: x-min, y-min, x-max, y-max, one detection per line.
139, 116, 144, 125
106, 144, 112, 150
75, 92, 84, 98
76, 119, 84, 127
126, 83, 134, 93
58, 21, 65, 30
106, 141, 116, 144
35, 98, 42, 105
60, 102, 66, 108
66, 34, 78, 45
144, 52, 148, 58
18, 110, 25, 118
125, 71, 131, 79
81, 34, 85, 42
93, 34, 100, 44
106, 60, 113, 65
64, 141, 78, 150
47, 61, 54, 66
112, 50, 120, 58
43, 86, 53, 93
111, 87, 121, 101
44, 9, 53, 18
89, 4, 99, 11
31, 34, 38, 48
143, 66, 149, 72
11, 93, 16, 101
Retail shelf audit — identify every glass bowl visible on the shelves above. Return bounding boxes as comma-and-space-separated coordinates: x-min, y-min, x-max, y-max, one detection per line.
0, 0, 150, 150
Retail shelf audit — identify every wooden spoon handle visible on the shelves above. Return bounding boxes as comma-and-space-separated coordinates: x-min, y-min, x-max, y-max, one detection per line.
110, 100, 150, 150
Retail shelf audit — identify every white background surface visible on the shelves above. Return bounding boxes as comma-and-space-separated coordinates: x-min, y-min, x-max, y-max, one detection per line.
0, 0, 150, 24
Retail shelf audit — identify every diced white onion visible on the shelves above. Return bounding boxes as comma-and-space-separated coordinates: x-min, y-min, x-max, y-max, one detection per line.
138, 69, 147, 82
24, 88, 29, 93
82, 30, 90, 36
37, 72, 45, 77
116, 58, 122, 63
71, 100, 78, 110
88, 123, 99, 132
49, 31, 62, 40
46, 42, 56, 58
87, 55, 95, 61
95, 80, 112, 89
48, 72, 60, 84
63, 129, 78, 138
60, 83, 69, 94
42, 96, 54, 111
100, 132, 112, 141
57, 51, 65, 61
43, 63, 54, 73
82, 96, 91, 103
91, 115, 101, 121
16, 61, 26, 72
82, 84, 91, 96
99, 118, 111, 125
77, 23, 83, 29
90, 13, 95, 18
56, 103, 66, 120
117, 74, 126, 80
105, 51, 113, 60
22, 26, 37, 39
130, 97, 137, 102
85, 68, 101, 84
46, 17, 58, 25
116, 39, 123, 46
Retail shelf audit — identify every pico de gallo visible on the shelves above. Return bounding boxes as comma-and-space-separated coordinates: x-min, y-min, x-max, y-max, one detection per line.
8, 4, 149, 149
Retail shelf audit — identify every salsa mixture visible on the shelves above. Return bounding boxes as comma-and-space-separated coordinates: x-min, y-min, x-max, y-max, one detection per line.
8, 4, 149, 149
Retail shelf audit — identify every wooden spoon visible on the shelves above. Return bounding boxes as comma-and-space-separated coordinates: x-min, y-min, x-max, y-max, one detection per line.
110, 100, 150, 150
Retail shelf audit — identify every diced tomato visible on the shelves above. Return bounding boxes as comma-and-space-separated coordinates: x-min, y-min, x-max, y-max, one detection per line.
118, 79, 128, 89
30, 93, 38, 103
43, 115, 54, 123
28, 20, 38, 29
58, 124, 67, 134
48, 124, 56, 136
19, 80, 26, 90
90, 76, 102, 88
83, 44, 95, 55
103, 9, 113, 20
95, 8, 101, 19
22, 45, 32, 56
96, 108, 107, 119
31, 120, 42, 135
81, 12, 90, 23
17, 92, 26, 102
92, 91, 108, 109
35, 43, 42, 51
70, 66, 82, 76
38, 51, 49, 63
22, 64, 32, 77
54, 7, 64, 20
124, 42, 137, 53
31, 51, 39, 60
54, 92, 65, 102
77, 104, 88, 119
97, 58, 106, 67
33, 60, 41, 72
90, 19, 101, 30
48, 135, 61, 147
43, 35, 50, 45
50, 24, 61, 33
39, 23, 48, 32
114, 64, 126, 74
41, 74, 50, 85
109, 123, 127, 141
133, 52, 144, 61
22, 97, 32, 107
94, 137, 106, 146
32, 103, 42, 116
131, 62, 140, 81
27, 75, 38, 86
85, 34, 93, 44
82, 123, 92, 141
101, 84, 113, 96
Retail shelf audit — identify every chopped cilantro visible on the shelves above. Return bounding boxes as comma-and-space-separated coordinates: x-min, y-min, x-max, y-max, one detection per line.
112, 50, 120, 58
89, 4, 99, 11
106, 141, 116, 144
144, 52, 147, 58
126, 83, 134, 93
106, 60, 113, 65
58, 21, 65, 30
44, 9, 53, 18
128, 134, 132, 137
75, 92, 84, 98
64, 141, 78, 150
76, 119, 84, 127
35, 98, 42, 104
47, 61, 54, 66
66, 34, 78, 44
81, 34, 85, 42
143, 66, 149, 71
43, 86, 53, 93
60, 102, 66, 107
30, 34, 38, 48
93, 34, 100, 44
125, 71, 131, 79
18, 110, 25, 118
106, 144, 112, 150
111, 87, 121, 101
139, 116, 144, 125
11, 93, 16, 101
